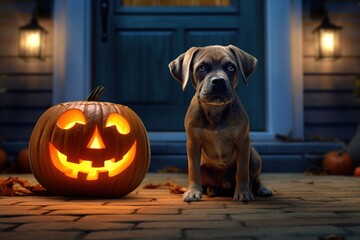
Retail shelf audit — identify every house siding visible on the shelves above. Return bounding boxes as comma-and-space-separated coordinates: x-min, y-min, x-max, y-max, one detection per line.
303, 0, 360, 142
0, 0, 53, 142
0, 0, 359, 144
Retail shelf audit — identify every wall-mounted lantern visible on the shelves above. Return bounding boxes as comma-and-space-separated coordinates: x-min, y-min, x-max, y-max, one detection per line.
19, 12, 47, 61
313, 11, 342, 60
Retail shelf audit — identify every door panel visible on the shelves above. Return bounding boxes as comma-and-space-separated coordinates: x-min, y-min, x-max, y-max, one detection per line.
115, 31, 174, 103
113, 30, 187, 130
93, 0, 265, 131
185, 31, 238, 47
122, 0, 231, 7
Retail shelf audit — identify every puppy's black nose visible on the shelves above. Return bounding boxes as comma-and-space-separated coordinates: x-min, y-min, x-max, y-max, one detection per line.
211, 78, 226, 86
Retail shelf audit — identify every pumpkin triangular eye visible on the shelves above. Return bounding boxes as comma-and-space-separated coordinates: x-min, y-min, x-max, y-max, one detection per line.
57, 109, 86, 129
105, 113, 130, 135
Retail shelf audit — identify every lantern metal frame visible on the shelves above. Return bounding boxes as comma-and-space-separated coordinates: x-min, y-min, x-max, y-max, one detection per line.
313, 11, 342, 60
18, 12, 48, 61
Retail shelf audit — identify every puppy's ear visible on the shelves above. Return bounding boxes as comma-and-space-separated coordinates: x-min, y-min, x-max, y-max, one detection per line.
168, 47, 198, 90
228, 45, 257, 86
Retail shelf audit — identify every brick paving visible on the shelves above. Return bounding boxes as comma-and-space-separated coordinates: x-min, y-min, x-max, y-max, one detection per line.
0, 173, 360, 240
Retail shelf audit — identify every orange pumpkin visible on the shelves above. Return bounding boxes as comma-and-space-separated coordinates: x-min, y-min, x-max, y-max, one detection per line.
354, 167, 360, 177
0, 149, 8, 172
29, 86, 150, 197
323, 150, 353, 176
16, 148, 32, 173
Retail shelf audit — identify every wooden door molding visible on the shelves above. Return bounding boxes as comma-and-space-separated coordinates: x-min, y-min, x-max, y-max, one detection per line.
53, 0, 304, 140
53, 0, 92, 103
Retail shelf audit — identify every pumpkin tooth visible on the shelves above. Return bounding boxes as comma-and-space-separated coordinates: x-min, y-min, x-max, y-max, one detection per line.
49, 141, 137, 180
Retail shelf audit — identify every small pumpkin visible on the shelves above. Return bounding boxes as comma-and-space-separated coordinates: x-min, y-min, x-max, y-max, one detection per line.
16, 148, 32, 173
0, 149, 8, 172
323, 150, 353, 176
29, 86, 150, 197
354, 166, 360, 177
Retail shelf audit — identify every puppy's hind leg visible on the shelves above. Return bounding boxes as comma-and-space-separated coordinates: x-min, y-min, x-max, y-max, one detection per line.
250, 147, 272, 197
206, 186, 218, 197
252, 174, 272, 197
200, 166, 222, 197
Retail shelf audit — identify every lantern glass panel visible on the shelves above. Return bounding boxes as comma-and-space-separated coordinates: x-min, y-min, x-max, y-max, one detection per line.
314, 25, 342, 60
319, 28, 341, 59
19, 28, 46, 60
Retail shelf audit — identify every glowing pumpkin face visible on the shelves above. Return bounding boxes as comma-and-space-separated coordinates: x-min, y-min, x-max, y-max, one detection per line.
29, 92, 150, 197
49, 109, 137, 181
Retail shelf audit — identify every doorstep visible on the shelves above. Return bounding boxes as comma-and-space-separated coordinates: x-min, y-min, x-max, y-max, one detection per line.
150, 141, 344, 173
0, 141, 344, 173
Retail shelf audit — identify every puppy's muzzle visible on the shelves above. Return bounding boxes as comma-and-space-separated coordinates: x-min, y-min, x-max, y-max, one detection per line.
210, 77, 226, 90
199, 76, 233, 105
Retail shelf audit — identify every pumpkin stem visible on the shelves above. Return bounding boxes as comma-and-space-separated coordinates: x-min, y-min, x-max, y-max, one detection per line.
86, 86, 105, 101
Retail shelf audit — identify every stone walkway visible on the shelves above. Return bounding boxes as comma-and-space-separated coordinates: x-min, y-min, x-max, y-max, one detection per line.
0, 173, 360, 240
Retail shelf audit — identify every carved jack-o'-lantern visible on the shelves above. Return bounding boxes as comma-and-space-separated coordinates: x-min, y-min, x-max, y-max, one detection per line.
29, 87, 150, 197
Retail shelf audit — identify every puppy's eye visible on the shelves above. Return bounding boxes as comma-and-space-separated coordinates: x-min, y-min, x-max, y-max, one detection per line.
197, 65, 207, 72
227, 64, 235, 72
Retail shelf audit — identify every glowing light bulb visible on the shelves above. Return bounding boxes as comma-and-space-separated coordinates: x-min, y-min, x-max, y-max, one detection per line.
321, 32, 334, 54
25, 32, 40, 50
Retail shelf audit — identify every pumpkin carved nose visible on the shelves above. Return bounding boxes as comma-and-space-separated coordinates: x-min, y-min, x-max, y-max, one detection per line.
87, 126, 106, 149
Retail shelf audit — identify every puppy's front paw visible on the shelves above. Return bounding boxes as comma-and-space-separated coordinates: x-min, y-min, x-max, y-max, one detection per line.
183, 187, 202, 202
233, 189, 254, 202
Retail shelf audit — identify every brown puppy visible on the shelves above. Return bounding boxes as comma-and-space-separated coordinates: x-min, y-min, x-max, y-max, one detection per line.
169, 45, 272, 202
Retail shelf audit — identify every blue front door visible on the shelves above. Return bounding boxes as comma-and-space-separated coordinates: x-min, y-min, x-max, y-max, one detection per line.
93, 0, 265, 131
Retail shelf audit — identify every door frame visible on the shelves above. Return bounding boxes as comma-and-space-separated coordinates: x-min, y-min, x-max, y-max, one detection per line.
53, 0, 303, 141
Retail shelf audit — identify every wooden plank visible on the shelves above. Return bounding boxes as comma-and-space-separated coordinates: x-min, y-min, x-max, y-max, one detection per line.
304, 91, 358, 107
0, 92, 52, 107
304, 41, 360, 58
1, 74, 52, 90
0, 21, 53, 39
0, 57, 53, 73
0, 40, 54, 57
303, 40, 360, 57
303, 13, 360, 23
303, 16, 360, 26
0, 125, 33, 142
303, 24, 360, 40
305, 108, 360, 124
0, 1, 35, 14
303, 1, 360, 15
0, 13, 31, 21
0, 25, 18, 40
0, 107, 46, 124
304, 75, 357, 90
304, 57, 360, 74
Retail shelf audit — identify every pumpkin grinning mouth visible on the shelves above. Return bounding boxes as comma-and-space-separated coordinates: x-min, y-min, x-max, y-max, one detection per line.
48, 141, 137, 180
